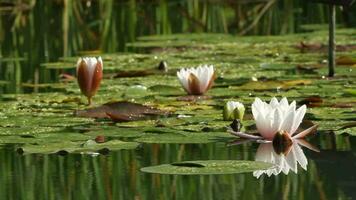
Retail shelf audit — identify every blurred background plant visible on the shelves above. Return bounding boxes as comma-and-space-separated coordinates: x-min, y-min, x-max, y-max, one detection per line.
0, 0, 355, 93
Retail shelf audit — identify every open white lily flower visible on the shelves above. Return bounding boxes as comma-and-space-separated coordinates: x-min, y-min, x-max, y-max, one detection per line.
177, 65, 215, 95
252, 97, 307, 140
228, 97, 318, 141
253, 140, 310, 178
223, 101, 245, 121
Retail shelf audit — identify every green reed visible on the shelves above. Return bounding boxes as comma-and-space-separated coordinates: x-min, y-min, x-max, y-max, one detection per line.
0, 0, 355, 93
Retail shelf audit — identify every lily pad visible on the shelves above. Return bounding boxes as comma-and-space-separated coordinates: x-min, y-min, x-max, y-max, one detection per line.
141, 160, 274, 175
334, 122, 356, 135
74, 101, 171, 121
234, 80, 312, 91
17, 140, 140, 155
41, 62, 75, 69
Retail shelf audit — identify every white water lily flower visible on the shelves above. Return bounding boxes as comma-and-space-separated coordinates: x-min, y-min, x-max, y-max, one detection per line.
223, 101, 245, 121
253, 141, 309, 178
77, 57, 103, 105
252, 97, 307, 140
176, 65, 215, 95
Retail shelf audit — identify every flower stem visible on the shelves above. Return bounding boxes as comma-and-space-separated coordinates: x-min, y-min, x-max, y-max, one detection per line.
87, 97, 92, 106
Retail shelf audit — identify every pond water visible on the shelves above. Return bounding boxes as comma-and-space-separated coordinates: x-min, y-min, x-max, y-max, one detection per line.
1, 6, 356, 199
1, 135, 356, 199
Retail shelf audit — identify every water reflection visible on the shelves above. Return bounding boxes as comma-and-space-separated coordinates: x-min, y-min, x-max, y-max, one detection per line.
0, 137, 354, 199
253, 140, 318, 178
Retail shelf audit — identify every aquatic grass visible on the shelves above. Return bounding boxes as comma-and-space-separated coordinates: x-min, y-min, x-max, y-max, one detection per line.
2, 1, 355, 93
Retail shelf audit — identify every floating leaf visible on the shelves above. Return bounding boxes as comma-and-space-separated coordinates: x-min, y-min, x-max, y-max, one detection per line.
41, 62, 74, 69
114, 70, 155, 78
235, 80, 312, 91
141, 160, 274, 175
334, 122, 356, 135
135, 132, 234, 144
299, 96, 323, 107
344, 89, 356, 97
84, 127, 144, 138
18, 140, 139, 155
295, 41, 356, 53
260, 63, 294, 70
149, 85, 181, 96
74, 101, 171, 121
336, 56, 356, 66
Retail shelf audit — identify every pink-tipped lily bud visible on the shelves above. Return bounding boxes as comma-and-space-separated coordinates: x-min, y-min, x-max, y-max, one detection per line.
176, 65, 215, 95
76, 57, 103, 105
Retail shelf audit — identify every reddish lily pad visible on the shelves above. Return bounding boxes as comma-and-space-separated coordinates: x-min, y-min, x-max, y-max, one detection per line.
74, 101, 171, 122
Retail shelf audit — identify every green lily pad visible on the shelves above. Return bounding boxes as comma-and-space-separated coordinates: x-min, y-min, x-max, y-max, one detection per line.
135, 130, 234, 144
344, 89, 356, 97
334, 122, 356, 135
84, 127, 144, 138
18, 140, 139, 154
41, 62, 75, 69
141, 160, 274, 175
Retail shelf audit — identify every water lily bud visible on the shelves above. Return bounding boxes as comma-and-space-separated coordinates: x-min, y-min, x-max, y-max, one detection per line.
76, 57, 103, 105
176, 65, 215, 95
223, 101, 245, 121
158, 60, 168, 72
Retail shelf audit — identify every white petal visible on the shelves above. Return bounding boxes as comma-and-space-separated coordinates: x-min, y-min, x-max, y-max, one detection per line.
84, 57, 97, 78
76, 57, 83, 73
293, 142, 308, 170
253, 171, 263, 178
293, 124, 318, 139
255, 113, 270, 138
97, 56, 103, 68
252, 98, 264, 119
290, 105, 306, 135
200, 66, 210, 91
226, 101, 235, 111
236, 102, 244, 110
177, 69, 191, 93
270, 108, 283, 135
285, 149, 297, 173
255, 143, 274, 163
76, 57, 83, 67
254, 143, 276, 178
288, 101, 296, 111
201, 65, 214, 91
280, 109, 295, 134
269, 97, 279, 108
279, 97, 289, 109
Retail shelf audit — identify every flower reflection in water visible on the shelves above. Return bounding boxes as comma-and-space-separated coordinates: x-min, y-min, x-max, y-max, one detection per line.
253, 139, 319, 178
